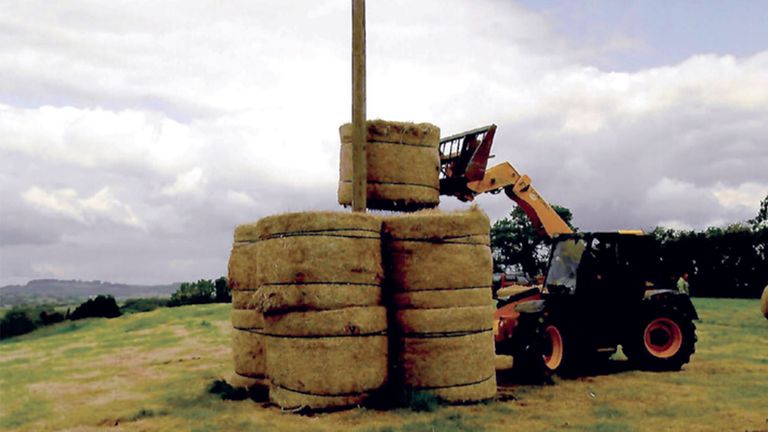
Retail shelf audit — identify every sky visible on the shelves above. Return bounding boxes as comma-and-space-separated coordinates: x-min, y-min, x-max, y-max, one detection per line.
1, 0, 767, 286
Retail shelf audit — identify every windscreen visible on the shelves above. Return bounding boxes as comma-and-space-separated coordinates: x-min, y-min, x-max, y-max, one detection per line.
545, 238, 587, 293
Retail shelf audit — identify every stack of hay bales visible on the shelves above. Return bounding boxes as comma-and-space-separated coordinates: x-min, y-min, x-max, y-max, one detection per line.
227, 223, 267, 391
383, 208, 497, 403
338, 120, 441, 211
254, 212, 389, 410
761, 285, 768, 319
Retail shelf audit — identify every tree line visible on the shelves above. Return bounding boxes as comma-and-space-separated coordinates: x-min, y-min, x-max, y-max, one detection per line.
0, 277, 233, 339
491, 195, 768, 298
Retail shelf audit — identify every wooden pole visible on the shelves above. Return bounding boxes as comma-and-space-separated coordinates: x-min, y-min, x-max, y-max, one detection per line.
351, 0, 367, 212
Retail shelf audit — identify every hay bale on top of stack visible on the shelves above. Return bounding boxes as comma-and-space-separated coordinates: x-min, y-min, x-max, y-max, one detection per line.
383, 207, 497, 403
253, 211, 388, 410
338, 120, 440, 211
227, 223, 267, 391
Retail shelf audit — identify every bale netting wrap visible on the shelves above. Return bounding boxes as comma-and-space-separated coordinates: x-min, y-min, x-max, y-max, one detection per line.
256, 283, 381, 314
229, 372, 268, 391
228, 222, 261, 290
394, 306, 494, 335
382, 208, 493, 292
264, 306, 388, 410
256, 211, 383, 287
338, 120, 441, 211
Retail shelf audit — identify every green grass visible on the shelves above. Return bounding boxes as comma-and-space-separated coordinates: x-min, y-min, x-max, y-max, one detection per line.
0, 299, 766, 431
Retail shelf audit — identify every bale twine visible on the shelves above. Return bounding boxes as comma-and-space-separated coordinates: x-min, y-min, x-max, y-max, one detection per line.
761, 285, 768, 319
383, 208, 496, 403
231, 309, 266, 383
338, 120, 441, 211
264, 306, 388, 410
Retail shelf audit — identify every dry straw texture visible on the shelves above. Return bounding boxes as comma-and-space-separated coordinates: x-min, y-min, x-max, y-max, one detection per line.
231, 290, 259, 309
256, 283, 381, 314
257, 212, 383, 286
420, 375, 497, 403
761, 285, 768, 318
269, 385, 368, 411
229, 372, 268, 390
392, 288, 492, 309
228, 242, 260, 290
394, 306, 494, 335
266, 335, 388, 395
338, 120, 440, 210
231, 309, 265, 330
382, 208, 493, 291
264, 306, 387, 337
232, 329, 266, 378
398, 331, 495, 388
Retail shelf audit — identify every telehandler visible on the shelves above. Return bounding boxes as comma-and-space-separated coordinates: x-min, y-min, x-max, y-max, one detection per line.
439, 125, 698, 376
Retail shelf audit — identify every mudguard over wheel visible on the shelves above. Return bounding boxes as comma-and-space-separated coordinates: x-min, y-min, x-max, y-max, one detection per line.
623, 306, 696, 371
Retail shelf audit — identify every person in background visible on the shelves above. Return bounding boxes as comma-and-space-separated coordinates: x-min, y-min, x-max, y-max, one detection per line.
677, 272, 690, 295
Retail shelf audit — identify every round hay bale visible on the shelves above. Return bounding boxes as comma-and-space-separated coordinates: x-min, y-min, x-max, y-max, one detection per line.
255, 283, 381, 314
264, 306, 387, 337
420, 375, 497, 403
398, 331, 495, 388
231, 309, 265, 330
265, 334, 388, 395
392, 288, 493, 309
338, 120, 440, 211
232, 290, 259, 309
228, 223, 260, 290
494, 354, 514, 371
269, 384, 368, 411
761, 285, 768, 319
233, 329, 266, 378
383, 208, 492, 291
340, 119, 441, 146
257, 212, 383, 286
394, 306, 493, 335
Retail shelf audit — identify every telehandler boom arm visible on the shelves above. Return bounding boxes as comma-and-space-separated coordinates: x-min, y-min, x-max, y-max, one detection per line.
439, 125, 573, 238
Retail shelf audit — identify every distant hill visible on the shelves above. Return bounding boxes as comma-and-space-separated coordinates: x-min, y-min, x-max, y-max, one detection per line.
0, 279, 181, 307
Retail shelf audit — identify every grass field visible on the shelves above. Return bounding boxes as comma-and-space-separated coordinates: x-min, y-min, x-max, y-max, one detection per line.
0, 298, 766, 432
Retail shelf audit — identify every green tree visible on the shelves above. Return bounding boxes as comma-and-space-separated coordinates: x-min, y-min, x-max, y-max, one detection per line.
168, 279, 216, 306
749, 194, 768, 230
490, 204, 575, 278
214, 277, 230, 303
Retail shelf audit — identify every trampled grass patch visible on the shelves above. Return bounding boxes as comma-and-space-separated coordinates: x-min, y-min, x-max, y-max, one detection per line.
0, 299, 765, 431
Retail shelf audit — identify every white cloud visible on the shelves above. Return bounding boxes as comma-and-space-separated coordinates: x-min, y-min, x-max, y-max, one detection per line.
22, 186, 144, 228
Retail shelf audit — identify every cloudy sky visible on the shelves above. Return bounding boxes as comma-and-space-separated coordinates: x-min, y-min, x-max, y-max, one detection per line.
1, 0, 767, 286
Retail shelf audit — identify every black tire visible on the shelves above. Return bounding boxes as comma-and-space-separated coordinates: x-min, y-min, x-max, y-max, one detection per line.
623, 305, 696, 371
499, 311, 575, 381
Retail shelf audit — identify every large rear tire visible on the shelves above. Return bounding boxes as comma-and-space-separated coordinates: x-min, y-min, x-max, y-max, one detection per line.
623, 306, 696, 371
499, 312, 574, 381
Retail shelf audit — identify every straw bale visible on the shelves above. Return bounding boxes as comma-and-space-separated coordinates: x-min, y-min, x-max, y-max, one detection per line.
228, 241, 260, 290
229, 372, 268, 390
255, 211, 381, 238
339, 120, 440, 146
386, 241, 492, 291
394, 306, 493, 335
233, 329, 266, 378
392, 288, 492, 309
270, 384, 368, 411
338, 182, 439, 211
231, 309, 264, 330
264, 306, 387, 337
339, 141, 439, 186
398, 331, 495, 388
257, 212, 383, 286
255, 283, 381, 314
232, 290, 259, 309
338, 120, 441, 210
494, 354, 514, 371
383, 207, 490, 240
421, 375, 497, 403
266, 334, 388, 395
761, 285, 768, 318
